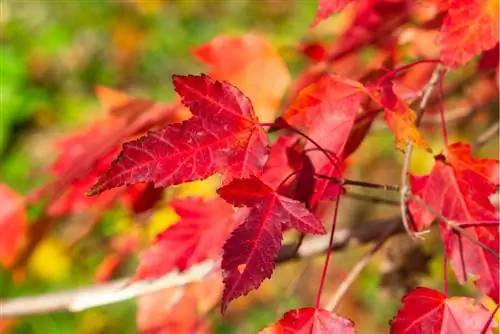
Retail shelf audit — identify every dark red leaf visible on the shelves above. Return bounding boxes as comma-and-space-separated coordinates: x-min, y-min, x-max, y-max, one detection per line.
261, 135, 301, 193
89, 74, 269, 195
287, 142, 316, 207
122, 183, 164, 214
260, 307, 356, 333
217, 177, 325, 312
390, 287, 496, 333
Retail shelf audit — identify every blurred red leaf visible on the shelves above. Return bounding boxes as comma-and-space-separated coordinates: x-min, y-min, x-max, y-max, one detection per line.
90, 74, 269, 195
260, 307, 356, 333
121, 182, 164, 215
137, 276, 221, 334
217, 177, 325, 312
95, 233, 139, 283
437, 0, 499, 67
193, 34, 290, 123
312, 0, 354, 27
135, 197, 239, 280
390, 287, 496, 333
0, 185, 27, 267
299, 42, 329, 62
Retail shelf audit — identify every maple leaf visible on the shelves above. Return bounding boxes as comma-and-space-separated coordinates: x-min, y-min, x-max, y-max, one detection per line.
261, 135, 301, 193
282, 74, 364, 205
390, 287, 496, 333
260, 307, 356, 333
135, 197, 240, 280
443, 224, 499, 303
444, 142, 499, 186
437, 0, 499, 68
409, 145, 498, 231
0, 185, 27, 267
409, 147, 499, 302
312, 0, 355, 27
89, 74, 269, 195
217, 177, 325, 312
367, 79, 430, 151
193, 34, 291, 123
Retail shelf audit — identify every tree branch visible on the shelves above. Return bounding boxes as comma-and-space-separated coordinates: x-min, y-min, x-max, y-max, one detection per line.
1, 217, 404, 317
400, 64, 444, 239
471, 120, 499, 153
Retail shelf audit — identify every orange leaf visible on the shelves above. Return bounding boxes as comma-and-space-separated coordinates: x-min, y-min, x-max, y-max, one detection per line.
193, 34, 291, 123
368, 82, 430, 151
438, 0, 499, 68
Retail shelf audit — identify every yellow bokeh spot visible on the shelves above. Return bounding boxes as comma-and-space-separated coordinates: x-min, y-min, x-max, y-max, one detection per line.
28, 237, 70, 282
409, 146, 435, 175
175, 174, 221, 199
77, 310, 107, 334
146, 206, 179, 240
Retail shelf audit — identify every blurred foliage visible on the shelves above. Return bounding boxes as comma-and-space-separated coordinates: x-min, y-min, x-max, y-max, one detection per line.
1, 1, 498, 333
1, 1, 318, 333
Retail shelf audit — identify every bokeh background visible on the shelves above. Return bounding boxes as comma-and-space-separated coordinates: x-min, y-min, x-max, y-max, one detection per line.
1, 1, 498, 333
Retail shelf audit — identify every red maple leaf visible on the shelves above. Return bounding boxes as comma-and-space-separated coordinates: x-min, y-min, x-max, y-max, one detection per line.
135, 197, 241, 280
89, 74, 269, 195
437, 0, 499, 67
0, 185, 27, 267
217, 177, 325, 312
261, 135, 301, 193
282, 74, 364, 205
443, 224, 499, 303
312, 0, 355, 27
409, 145, 499, 302
444, 142, 499, 186
409, 144, 498, 231
260, 307, 356, 333
390, 287, 496, 333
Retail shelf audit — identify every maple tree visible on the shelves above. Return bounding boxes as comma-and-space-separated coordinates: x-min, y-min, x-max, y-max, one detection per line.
1, 0, 499, 333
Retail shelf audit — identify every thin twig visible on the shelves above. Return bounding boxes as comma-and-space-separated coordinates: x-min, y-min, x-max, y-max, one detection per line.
343, 192, 399, 206
471, 121, 499, 153
400, 64, 444, 240
1, 217, 405, 317
315, 174, 400, 192
324, 219, 400, 311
